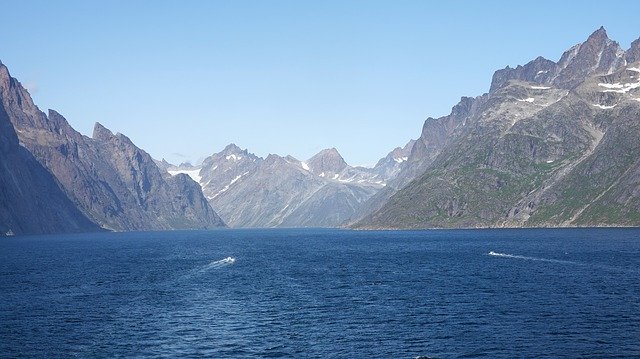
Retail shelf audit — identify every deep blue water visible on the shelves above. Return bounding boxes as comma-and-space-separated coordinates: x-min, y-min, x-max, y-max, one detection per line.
1, 228, 640, 358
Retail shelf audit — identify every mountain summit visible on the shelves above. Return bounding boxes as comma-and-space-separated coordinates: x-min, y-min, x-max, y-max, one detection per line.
490, 27, 631, 92
356, 28, 640, 229
306, 148, 348, 177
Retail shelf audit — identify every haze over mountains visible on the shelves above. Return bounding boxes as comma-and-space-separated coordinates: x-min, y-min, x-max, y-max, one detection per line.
164, 144, 399, 228
2, 27, 640, 235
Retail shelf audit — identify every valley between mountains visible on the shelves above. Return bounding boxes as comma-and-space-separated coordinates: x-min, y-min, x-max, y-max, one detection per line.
2, 27, 640, 235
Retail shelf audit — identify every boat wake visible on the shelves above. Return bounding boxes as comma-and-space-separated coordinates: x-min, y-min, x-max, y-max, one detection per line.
488, 251, 575, 265
200, 256, 236, 272
488, 251, 640, 274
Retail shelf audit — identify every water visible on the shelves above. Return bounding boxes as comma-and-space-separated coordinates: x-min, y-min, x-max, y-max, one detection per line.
1, 228, 639, 358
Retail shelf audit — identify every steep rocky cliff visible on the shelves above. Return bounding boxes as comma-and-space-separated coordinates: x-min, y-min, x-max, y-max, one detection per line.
0, 62, 98, 235
0, 61, 225, 232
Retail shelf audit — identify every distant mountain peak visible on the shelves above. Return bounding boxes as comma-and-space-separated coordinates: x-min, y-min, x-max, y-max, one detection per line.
264, 153, 286, 165
310, 148, 344, 161
580, 26, 617, 54
491, 27, 626, 92
223, 143, 243, 153
587, 26, 609, 42
307, 148, 348, 176
626, 38, 640, 64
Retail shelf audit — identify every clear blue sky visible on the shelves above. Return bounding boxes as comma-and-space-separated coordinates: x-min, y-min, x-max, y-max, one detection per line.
2, 1, 639, 166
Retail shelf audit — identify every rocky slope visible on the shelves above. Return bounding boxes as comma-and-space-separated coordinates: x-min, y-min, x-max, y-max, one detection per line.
0, 63, 99, 235
356, 28, 640, 229
165, 144, 402, 227
0, 61, 225, 232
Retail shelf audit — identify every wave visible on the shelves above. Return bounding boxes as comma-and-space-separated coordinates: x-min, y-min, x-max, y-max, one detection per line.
488, 251, 575, 265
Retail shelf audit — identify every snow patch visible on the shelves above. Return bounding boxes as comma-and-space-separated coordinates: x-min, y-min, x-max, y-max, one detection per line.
530, 86, 551, 90
536, 70, 548, 75
393, 156, 408, 164
598, 83, 625, 89
209, 172, 248, 199
337, 174, 357, 183
319, 172, 326, 178
599, 81, 640, 93
332, 174, 339, 180
628, 67, 640, 73
592, 103, 617, 109
300, 162, 310, 171
168, 168, 202, 183
226, 154, 242, 161
517, 98, 535, 103
546, 160, 554, 164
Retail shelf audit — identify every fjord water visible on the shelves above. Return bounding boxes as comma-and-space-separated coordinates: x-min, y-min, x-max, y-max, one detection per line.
1, 229, 639, 358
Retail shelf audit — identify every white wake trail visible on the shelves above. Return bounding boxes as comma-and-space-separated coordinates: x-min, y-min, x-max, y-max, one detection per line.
488, 251, 640, 274
200, 256, 236, 271
488, 251, 576, 265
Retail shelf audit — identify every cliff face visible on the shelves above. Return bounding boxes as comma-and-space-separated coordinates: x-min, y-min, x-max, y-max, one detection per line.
0, 63, 98, 235
0, 61, 225, 232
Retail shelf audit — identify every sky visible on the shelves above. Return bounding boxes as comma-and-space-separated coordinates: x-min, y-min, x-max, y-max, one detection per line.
1, 1, 640, 166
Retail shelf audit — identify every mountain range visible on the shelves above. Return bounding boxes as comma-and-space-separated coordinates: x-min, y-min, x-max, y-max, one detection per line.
0, 61, 225, 235
2, 27, 640, 235
163, 144, 402, 227
356, 27, 640, 228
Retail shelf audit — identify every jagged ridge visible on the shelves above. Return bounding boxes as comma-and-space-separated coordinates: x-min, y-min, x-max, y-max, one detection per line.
356, 27, 640, 229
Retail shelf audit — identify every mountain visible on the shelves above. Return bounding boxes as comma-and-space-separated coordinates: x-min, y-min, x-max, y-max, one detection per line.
0, 61, 225, 232
0, 62, 99, 236
490, 26, 629, 91
305, 148, 348, 178
370, 139, 415, 181
165, 145, 396, 227
198, 143, 263, 202
356, 28, 640, 229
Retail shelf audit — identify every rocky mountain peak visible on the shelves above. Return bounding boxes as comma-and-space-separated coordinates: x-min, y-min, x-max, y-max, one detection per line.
223, 143, 243, 153
306, 148, 348, 176
92, 122, 136, 147
0, 62, 10, 86
490, 27, 627, 93
587, 26, 609, 43
93, 122, 114, 141
490, 56, 557, 93
212, 143, 259, 164
554, 26, 624, 88
284, 155, 300, 163
626, 38, 640, 64
580, 26, 618, 56
44, 109, 75, 135
371, 139, 416, 181
264, 153, 284, 164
